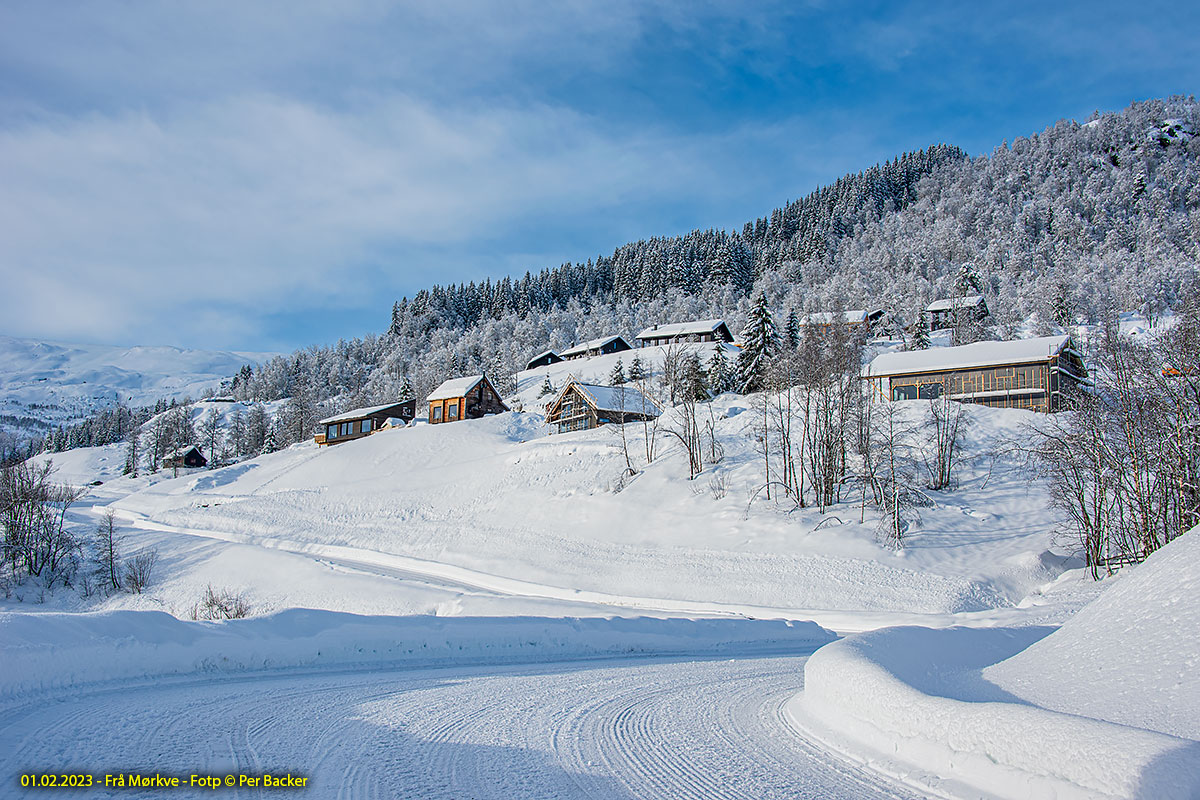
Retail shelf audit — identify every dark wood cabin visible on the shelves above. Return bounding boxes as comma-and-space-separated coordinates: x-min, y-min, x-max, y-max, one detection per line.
863, 335, 1087, 412
800, 309, 885, 334
544, 379, 661, 434
635, 319, 734, 348
427, 374, 508, 424
316, 399, 417, 446
925, 295, 989, 331
526, 350, 563, 370
558, 335, 633, 361
162, 445, 207, 469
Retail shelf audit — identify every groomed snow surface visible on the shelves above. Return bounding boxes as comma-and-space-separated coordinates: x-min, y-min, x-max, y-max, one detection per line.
789, 528, 1200, 800
4, 343, 1198, 798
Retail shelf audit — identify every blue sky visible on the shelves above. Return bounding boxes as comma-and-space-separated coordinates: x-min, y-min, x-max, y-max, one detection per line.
0, 1, 1197, 351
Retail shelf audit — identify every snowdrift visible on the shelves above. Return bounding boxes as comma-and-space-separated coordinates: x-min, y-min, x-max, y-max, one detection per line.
0, 609, 834, 700
788, 529, 1200, 799
986, 527, 1200, 740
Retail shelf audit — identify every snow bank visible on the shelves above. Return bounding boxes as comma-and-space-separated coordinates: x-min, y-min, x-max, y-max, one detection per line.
986, 527, 1200, 740
0, 609, 834, 700
789, 623, 1200, 799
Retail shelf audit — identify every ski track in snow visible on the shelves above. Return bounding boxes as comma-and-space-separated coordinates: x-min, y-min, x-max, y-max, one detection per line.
2, 656, 919, 799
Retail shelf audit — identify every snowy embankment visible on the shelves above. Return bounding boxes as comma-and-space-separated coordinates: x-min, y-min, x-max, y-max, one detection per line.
0, 610, 833, 701
787, 528, 1200, 800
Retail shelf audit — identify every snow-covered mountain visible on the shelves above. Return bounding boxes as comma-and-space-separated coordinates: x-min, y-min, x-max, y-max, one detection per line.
0, 335, 275, 443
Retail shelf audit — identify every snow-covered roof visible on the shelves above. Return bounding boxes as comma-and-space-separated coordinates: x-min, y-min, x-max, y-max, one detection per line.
926, 295, 986, 312
166, 444, 202, 458
558, 335, 629, 358
427, 375, 484, 402
864, 336, 1073, 378
636, 319, 728, 340
561, 382, 661, 417
319, 401, 411, 426
526, 349, 560, 363
800, 310, 878, 325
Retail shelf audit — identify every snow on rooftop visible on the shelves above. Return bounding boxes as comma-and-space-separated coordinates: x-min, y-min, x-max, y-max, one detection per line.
318, 401, 410, 426
864, 336, 1072, 377
800, 310, 874, 325
427, 375, 484, 402
571, 382, 661, 417
558, 335, 628, 358
926, 295, 986, 312
636, 319, 727, 339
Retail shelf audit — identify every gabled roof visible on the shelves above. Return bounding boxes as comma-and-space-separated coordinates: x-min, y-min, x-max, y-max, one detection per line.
800, 309, 880, 326
636, 319, 730, 340
318, 401, 411, 426
864, 335, 1073, 378
549, 380, 661, 418
427, 375, 485, 402
926, 295, 986, 312
526, 349, 561, 364
166, 444, 203, 459
558, 335, 631, 358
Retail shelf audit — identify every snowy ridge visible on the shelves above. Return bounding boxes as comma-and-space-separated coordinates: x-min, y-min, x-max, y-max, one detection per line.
0, 610, 833, 701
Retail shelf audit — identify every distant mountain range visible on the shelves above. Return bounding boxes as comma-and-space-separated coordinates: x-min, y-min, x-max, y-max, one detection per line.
0, 335, 275, 446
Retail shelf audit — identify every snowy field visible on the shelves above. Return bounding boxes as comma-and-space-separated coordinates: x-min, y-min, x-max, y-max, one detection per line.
4, 340, 1198, 797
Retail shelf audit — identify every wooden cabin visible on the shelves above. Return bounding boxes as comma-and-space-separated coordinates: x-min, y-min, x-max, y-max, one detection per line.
800, 309, 885, 334
544, 379, 662, 434
636, 319, 734, 348
427, 375, 508, 424
526, 350, 563, 370
926, 295, 989, 331
862, 335, 1087, 412
316, 400, 417, 446
162, 445, 207, 469
558, 335, 633, 361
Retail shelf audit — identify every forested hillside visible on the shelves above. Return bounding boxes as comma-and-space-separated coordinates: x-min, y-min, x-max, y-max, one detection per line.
44, 97, 1200, 456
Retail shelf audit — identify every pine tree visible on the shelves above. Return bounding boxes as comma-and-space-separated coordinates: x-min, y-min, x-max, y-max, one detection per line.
399, 376, 415, 401
124, 426, 141, 477
682, 351, 708, 399
736, 293, 780, 393
629, 355, 647, 383
538, 375, 556, 397
911, 313, 931, 350
784, 309, 800, 349
707, 346, 731, 394
609, 358, 627, 386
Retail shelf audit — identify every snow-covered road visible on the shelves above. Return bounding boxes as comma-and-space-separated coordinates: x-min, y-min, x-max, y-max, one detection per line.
3, 655, 919, 799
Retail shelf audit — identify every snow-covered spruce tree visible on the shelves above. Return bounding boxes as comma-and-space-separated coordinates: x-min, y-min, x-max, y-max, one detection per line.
910, 313, 931, 350
707, 346, 731, 394
736, 293, 780, 393
784, 309, 800, 349
609, 358, 627, 386
628, 355, 647, 383
538, 375, 556, 397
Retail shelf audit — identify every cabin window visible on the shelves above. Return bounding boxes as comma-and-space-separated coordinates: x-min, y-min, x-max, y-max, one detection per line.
892, 385, 917, 401
341, 422, 353, 436
433, 406, 443, 422
327, 424, 337, 439
361, 419, 372, 434
917, 382, 942, 400
448, 402, 459, 420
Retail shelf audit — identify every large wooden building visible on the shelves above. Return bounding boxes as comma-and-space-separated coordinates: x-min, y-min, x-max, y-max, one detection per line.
544, 379, 661, 434
635, 319, 734, 348
316, 400, 417, 445
926, 295, 989, 331
427, 375, 508, 424
862, 335, 1086, 412
558, 335, 633, 361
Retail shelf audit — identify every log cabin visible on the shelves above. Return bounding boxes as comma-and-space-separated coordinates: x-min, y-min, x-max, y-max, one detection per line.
635, 319, 734, 348
544, 378, 662, 434
925, 295, 989, 331
427, 375, 508, 424
862, 335, 1087, 412
526, 350, 564, 370
800, 309, 885, 334
162, 445, 207, 469
316, 400, 417, 445
558, 335, 633, 361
